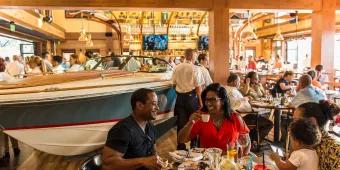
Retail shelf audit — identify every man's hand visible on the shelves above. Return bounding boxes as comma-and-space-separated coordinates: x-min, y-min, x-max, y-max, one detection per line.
142, 156, 161, 170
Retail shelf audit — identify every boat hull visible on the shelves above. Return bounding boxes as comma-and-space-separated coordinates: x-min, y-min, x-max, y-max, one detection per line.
0, 86, 177, 156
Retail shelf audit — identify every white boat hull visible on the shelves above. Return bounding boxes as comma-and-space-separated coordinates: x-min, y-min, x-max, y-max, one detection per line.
4, 112, 174, 156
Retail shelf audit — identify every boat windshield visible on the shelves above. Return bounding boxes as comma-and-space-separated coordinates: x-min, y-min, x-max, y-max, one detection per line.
92, 55, 173, 73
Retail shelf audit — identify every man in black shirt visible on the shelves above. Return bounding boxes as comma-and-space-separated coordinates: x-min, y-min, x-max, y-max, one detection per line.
271, 71, 294, 97
102, 88, 161, 170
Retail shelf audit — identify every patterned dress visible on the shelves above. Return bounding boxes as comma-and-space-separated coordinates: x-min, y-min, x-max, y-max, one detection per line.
315, 130, 340, 170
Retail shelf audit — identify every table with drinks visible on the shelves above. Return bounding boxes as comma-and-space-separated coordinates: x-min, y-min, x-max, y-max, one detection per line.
250, 93, 295, 143
159, 145, 278, 170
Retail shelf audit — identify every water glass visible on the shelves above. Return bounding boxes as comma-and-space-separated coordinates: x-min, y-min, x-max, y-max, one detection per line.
238, 134, 251, 158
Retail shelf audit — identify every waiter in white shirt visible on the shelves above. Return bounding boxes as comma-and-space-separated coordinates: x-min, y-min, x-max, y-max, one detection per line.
225, 73, 273, 144
5, 55, 25, 77
172, 49, 205, 150
197, 54, 213, 88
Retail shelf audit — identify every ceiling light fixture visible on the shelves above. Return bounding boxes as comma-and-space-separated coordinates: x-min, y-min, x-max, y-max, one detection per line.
244, 10, 257, 40
273, 12, 284, 41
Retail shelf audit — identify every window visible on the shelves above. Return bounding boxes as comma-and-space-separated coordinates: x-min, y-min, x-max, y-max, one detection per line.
0, 36, 34, 60
245, 47, 255, 58
273, 41, 282, 60
286, 37, 311, 70
334, 34, 340, 69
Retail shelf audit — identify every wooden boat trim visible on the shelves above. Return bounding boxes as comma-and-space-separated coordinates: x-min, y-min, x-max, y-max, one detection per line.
0, 79, 170, 96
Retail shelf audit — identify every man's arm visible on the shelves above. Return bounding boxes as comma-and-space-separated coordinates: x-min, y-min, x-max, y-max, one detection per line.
195, 86, 203, 109
279, 82, 291, 91
102, 146, 160, 170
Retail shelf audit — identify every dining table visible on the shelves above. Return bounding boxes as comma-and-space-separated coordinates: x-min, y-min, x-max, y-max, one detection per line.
250, 99, 295, 143
165, 148, 279, 170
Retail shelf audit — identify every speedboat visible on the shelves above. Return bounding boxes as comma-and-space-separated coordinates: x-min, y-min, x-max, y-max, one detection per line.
0, 56, 176, 156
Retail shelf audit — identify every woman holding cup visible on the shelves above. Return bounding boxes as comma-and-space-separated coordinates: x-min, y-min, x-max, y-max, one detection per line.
178, 83, 250, 154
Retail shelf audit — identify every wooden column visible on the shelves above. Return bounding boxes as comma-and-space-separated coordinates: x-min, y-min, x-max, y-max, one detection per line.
311, 0, 336, 78
105, 25, 114, 55
209, 0, 229, 85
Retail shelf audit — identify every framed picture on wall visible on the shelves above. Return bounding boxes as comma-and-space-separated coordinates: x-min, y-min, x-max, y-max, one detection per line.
86, 49, 100, 54
20, 44, 35, 58
61, 49, 76, 61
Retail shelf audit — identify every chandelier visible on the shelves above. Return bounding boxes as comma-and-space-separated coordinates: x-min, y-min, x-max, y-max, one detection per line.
78, 17, 93, 46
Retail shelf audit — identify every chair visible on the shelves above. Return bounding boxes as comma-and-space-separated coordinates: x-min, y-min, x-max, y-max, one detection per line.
79, 154, 102, 170
238, 110, 264, 152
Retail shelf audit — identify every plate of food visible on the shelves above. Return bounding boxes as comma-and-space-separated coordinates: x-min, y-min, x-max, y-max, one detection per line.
191, 148, 206, 154
169, 150, 203, 162
178, 160, 210, 170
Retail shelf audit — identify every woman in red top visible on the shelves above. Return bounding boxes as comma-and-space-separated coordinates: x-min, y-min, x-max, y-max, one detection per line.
178, 83, 250, 152
247, 56, 257, 70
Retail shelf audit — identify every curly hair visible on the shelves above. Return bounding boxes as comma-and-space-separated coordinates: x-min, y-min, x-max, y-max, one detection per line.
201, 83, 233, 120
290, 119, 321, 146
297, 100, 340, 128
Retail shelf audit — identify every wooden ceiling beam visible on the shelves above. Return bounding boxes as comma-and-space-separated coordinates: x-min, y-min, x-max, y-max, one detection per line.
0, 10, 65, 39
227, 0, 322, 10
0, 0, 212, 10
0, 0, 326, 10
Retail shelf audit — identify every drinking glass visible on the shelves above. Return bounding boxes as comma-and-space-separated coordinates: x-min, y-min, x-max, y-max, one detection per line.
206, 148, 222, 169
238, 134, 251, 158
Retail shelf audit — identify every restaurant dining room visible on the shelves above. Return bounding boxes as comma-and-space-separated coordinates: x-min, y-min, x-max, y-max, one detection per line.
0, 0, 339, 170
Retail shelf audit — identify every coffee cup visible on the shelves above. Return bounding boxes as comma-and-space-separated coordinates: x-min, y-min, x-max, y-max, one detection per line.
201, 114, 210, 122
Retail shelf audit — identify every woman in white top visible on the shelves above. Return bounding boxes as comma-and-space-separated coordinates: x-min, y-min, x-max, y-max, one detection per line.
0, 58, 13, 81
68, 54, 84, 72
27, 56, 42, 74
270, 119, 320, 170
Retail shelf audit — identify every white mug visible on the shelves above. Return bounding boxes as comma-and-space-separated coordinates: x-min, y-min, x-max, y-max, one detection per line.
201, 114, 210, 122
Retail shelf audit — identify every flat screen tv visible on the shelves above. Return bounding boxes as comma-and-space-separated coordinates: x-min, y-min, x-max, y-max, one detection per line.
142, 35, 168, 51
198, 35, 208, 50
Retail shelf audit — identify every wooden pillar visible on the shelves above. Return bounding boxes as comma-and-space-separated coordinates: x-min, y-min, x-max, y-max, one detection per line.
209, 0, 229, 85
105, 25, 114, 55
311, 0, 335, 78
34, 41, 42, 56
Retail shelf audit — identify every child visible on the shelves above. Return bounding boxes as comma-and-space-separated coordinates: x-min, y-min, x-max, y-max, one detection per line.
270, 119, 321, 170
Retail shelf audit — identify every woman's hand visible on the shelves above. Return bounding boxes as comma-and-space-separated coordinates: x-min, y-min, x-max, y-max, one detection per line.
246, 78, 251, 85
189, 112, 202, 124
178, 112, 201, 144
269, 151, 281, 162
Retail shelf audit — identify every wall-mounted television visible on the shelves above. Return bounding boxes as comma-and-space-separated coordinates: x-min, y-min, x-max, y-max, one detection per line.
142, 35, 168, 51
198, 35, 208, 51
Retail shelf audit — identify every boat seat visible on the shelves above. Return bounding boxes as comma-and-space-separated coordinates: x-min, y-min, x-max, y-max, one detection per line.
79, 154, 102, 170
